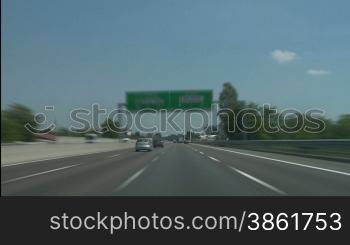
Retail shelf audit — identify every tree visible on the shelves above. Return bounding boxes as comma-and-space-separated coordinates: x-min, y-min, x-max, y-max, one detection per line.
1, 103, 37, 142
133, 131, 141, 139
55, 127, 69, 136
333, 114, 350, 139
218, 82, 245, 139
1, 112, 22, 142
217, 82, 350, 140
100, 118, 121, 138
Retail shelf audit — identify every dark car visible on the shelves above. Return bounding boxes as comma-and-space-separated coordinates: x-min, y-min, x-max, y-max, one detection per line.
153, 139, 164, 147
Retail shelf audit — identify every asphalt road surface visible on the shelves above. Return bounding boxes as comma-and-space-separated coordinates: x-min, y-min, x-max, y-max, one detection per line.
2, 143, 350, 196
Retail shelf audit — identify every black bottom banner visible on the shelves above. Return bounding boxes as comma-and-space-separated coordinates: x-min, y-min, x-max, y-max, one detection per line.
1, 197, 349, 243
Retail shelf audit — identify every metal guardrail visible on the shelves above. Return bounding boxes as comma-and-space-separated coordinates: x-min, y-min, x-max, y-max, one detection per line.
193, 139, 350, 162
194, 139, 350, 144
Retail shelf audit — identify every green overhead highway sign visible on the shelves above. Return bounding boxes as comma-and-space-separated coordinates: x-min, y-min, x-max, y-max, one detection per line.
126, 90, 213, 111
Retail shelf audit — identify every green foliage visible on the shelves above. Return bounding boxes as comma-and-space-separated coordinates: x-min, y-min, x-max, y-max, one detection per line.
218, 82, 350, 140
186, 131, 200, 140
218, 82, 245, 139
332, 114, 350, 138
1, 113, 22, 142
100, 118, 121, 138
1, 104, 37, 142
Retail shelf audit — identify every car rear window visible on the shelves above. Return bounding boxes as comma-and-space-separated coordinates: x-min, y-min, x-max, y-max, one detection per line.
137, 139, 149, 142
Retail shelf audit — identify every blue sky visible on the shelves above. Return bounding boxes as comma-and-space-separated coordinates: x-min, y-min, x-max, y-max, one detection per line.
2, 0, 349, 129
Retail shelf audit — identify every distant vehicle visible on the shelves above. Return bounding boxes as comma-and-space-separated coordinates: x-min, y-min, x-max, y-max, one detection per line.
85, 133, 97, 143
173, 139, 177, 143
178, 136, 184, 143
184, 139, 191, 144
135, 138, 153, 152
199, 134, 217, 140
153, 139, 164, 147
120, 138, 130, 142
152, 133, 164, 147
207, 135, 217, 141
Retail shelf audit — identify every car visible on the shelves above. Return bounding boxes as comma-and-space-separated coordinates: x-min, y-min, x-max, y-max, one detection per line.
85, 133, 97, 143
120, 138, 130, 142
184, 140, 190, 144
153, 139, 164, 147
135, 138, 153, 152
172, 139, 177, 143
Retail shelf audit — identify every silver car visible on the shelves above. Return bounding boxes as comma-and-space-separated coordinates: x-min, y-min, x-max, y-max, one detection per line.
135, 138, 153, 152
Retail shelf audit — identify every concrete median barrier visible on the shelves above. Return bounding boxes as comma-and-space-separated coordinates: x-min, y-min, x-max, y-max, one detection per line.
1, 139, 136, 166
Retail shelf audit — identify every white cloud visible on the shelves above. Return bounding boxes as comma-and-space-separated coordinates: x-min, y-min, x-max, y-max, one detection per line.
307, 69, 331, 76
271, 49, 297, 63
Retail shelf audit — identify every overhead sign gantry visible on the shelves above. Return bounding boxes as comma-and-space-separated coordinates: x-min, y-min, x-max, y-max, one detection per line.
126, 90, 213, 111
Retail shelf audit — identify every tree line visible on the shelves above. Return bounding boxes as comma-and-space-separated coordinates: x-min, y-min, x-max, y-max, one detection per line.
2, 86, 349, 142
218, 82, 350, 140
1, 104, 124, 142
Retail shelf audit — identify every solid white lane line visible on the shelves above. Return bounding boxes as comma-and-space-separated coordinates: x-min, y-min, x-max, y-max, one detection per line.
152, 156, 159, 162
195, 144, 350, 177
1, 164, 79, 184
208, 156, 220, 162
108, 154, 121, 158
199, 151, 204, 155
229, 166, 286, 195
114, 166, 148, 191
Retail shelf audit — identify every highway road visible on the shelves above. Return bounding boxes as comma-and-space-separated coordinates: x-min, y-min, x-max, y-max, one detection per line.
2, 143, 350, 196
